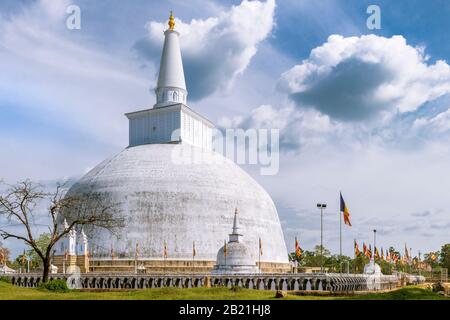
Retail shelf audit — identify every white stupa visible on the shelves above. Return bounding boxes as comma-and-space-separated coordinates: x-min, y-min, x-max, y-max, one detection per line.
61, 13, 289, 271
212, 208, 260, 274
363, 259, 382, 275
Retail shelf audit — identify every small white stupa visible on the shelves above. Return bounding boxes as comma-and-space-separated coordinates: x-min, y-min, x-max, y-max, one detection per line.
364, 258, 383, 290
212, 209, 259, 274
363, 259, 382, 275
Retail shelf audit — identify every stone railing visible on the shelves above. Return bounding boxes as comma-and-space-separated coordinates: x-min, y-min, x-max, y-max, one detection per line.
3, 272, 416, 292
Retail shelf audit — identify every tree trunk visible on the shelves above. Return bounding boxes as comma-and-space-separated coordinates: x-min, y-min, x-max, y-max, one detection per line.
42, 257, 50, 283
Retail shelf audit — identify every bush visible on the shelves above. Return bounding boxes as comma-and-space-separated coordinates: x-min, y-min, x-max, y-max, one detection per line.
38, 279, 69, 292
0, 276, 11, 284
230, 285, 242, 292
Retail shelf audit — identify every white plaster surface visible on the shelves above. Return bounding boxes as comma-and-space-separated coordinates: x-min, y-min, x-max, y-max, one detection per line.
66, 143, 288, 263
157, 30, 186, 90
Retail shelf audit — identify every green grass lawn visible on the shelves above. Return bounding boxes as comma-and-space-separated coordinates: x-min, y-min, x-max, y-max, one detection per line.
0, 281, 447, 300
344, 287, 449, 300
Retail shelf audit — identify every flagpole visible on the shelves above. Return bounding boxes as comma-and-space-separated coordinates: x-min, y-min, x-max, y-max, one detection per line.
373, 229, 377, 260
339, 207, 342, 273
224, 239, 227, 268
192, 241, 195, 276
259, 237, 261, 274
134, 243, 137, 274
63, 246, 66, 274
410, 247, 412, 274
340, 211, 342, 256
164, 241, 167, 275
418, 251, 421, 276
259, 252, 261, 274
339, 192, 342, 259
225, 240, 227, 267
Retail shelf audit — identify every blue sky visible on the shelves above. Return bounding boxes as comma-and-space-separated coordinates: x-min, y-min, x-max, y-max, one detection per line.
273, 0, 450, 62
1, 0, 450, 257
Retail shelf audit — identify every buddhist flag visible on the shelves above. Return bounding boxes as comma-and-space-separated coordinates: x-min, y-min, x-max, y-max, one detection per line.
223, 240, 227, 258
363, 242, 368, 257
259, 237, 263, 256
295, 237, 302, 258
365, 243, 372, 258
340, 192, 352, 227
163, 241, 168, 259
386, 249, 390, 262
404, 244, 410, 261
375, 247, 380, 259
354, 240, 360, 257
193, 241, 196, 258
393, 253, 399, 264
381, 247, 385, 261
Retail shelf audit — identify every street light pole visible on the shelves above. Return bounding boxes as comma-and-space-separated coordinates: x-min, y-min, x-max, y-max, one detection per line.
317, 203, 327, 273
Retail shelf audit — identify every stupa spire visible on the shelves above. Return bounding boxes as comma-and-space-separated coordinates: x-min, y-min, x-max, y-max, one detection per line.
155, 11, 187, 108
229, 208, 242, 242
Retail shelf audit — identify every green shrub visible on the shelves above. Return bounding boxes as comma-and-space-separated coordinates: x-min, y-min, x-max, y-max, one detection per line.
230, 285, 242, 292
0, 276, 11, 284
38, 279, 68, 292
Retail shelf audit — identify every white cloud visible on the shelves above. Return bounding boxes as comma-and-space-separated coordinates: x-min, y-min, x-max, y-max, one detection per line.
0, 0, 150, 149
413, 107, 450, 133
278, 34, 450, 121
134, 0, 276, 100
220, 103, 352, 151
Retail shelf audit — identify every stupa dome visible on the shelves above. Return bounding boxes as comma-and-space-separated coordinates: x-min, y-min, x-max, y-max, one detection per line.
363, 260, 382, 275
65, 143, 289, 265
215, 242, 255, 267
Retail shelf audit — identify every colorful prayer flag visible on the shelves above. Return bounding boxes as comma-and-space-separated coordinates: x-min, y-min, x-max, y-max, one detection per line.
340, 192, 352, 226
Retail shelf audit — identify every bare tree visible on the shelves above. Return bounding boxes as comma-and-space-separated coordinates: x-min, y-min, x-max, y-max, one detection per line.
0, 180, 123, 282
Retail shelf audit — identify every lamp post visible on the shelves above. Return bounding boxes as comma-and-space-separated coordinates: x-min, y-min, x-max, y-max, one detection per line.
317, 203, 327, 273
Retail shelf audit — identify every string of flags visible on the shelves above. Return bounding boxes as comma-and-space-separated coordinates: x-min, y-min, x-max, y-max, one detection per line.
314, 192, 425, 268
350, 240, 429, 267
94, 193, 426, 271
